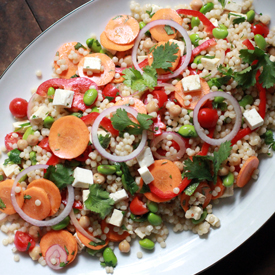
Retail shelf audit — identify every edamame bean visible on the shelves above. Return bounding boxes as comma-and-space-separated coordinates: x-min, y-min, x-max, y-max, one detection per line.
103, 247, 117, 267
254, 34, 266, 50
43, 116, 54, 128
147, 213, 162, 226
223, 172, 234, 187
51, 216, 70, 230
178, 125, 198, 138
71, 112, 83, 118
91, 39, 102, 53
139, 238, 155, 250
22, 127, 34, 140
193, 55, 203, 64
139, 21, 146, 29
191, 17, 200, 28
199, 2, 214, 14
214, 96, 224, 103
212, 27, 228, 39
83, 88, 98, 106
97, 165, 117, 175
219, 24, 227, 30
91, 106, 99, 113
192, 209, 207, 225
146, 201, 158, 213
189, 33, 201, 47
86, 38, 95, 49
246, 10, 255, 23
238, 94, 254, 108
30, 151, 37, 166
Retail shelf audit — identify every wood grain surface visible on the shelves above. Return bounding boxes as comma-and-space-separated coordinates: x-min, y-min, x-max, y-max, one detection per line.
1, 0, 275, 274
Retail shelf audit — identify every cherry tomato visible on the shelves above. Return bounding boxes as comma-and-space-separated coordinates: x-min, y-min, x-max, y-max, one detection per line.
251, 22, 269, 38
75, 145, 92, 162
14, 231, 35, 252
5, 132, 23, 151
129, 196, 149, 216
38, 137, 51, 152
102, 84, 120, 103
46, 154, 60, 166
9, 98, 28, 118
198, 108, 218, 128
151, 89, 168, 108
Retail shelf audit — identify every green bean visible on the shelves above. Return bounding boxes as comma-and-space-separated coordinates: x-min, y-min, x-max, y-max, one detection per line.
71, 112, 83, 118
22, 127, 34, 140
193, 55, 203, 64
103, 247, 117, 267
147, 213, 162, 226
246, 10, 255, 23
222, 172, 234, 187
238, 95, 254, 108
254, 34, 266, 50
29, 151, 37, 166
146, 201, 158, 213
51, 216, 70, 230
43, 116, 54, 128
189, 33, 201, 47
214, 96, 224, 103
83, 88, 98, 106
97, 165, 117, 175
130, 213, 147, 222
199, 2, 214, 14
139, 21, 146, 29
191, 17, 200, 28
139, 238, 155, 250
192, 209, 207, 225
178, 125, 198, 138
212, 27, 228, 39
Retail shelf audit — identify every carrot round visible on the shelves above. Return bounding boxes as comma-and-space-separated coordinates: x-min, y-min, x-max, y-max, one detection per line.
27, 179, 61, 216
101, 220, 129, 242
236, 156, 259, 188
49, 116, 89, 159
150, 8, 183, 42
104, 14, 139, 44
174, 78, 210, 110
78, 53, 115, 86
0, 179, 24, 215
209, 176, 226, 200
22, 187, 51, 220
40, 230, 77, 264
76, 229, 109, 250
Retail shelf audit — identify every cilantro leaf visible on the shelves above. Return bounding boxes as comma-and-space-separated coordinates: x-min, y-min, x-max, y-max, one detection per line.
98, 133, 111, 149
26, 242, 32, 251
218, 0, 226, 7
84, 184, 115, 219
233, 17, 246, 24
88, 240, 106, 247
146, 9, 155, 18
4, 149, 21, 165
259, 55, 275, 89
234, 66, 257, 89
64, 245, 69, 255
164, 25, 175, 35
0, 198, 6, 210
143, 66, 158, 89
60, 262, 67, 267
184, 182, 199, 196
24, 195, 32, 200
207, 75, 231, 88
86, 247, 105, 256
121, 162, 139, 195
44, 164, 74, 189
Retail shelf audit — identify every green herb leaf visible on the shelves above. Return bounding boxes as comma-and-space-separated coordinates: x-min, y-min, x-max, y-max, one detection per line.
0, 198, 6, 210
121, 224, 128, 231
184, 182, 200, 196
4, 149, 21, 166
207, 75, 231, 88
64, 245, 69, 255
26, 242, 32, 251
98, 133, 111, 149
70, 74, 79, 78
24, 195, 32, 200
121, 162, 139, 195
164, 25, 175, 35
88, 239, 106, 247
60, 262, 67, 267
146, 9, 155, 18
218, 0, 226, 7
233, 17, 246, 24
105, 96, 114, 102
86, 247, 105, 256
14, 122, 31, 132
139, 182, 151, 193
74, 42, 87, 50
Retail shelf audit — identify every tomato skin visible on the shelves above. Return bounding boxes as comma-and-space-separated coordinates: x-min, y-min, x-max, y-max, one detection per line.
129, 197, 149, 216
14, 231, 35, 252
151, 89, 168, 108
102, 84, 119, 103
198, 108, 218, 128
251, 22, 269, 38
5, 132, 23, 151
46, 154, 60, 166
9, 98, 28, 118
38, 137, 51, 152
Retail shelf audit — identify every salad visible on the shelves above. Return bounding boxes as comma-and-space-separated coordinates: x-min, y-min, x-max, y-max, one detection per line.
1, 0, 275, 273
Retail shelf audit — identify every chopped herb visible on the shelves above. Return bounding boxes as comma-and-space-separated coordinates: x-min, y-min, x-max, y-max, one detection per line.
24, 195, 32, 200
0, 198, 6, 210
71, 250, 75, 256
161, 161, 168, 165
55, 148, 60, 151
169, 175, 172, 179
112, 15, 123, 20
14, 122, 31, 132
233, 17, 246, 24
88, 239, 106, 247
4, 149, 21, 166
105, 96, 115, 102
139, 182, 151, 193
121, 224, 128, 231
60, 262, 67, 267
121, 162, 139, 195
146, 8, 155, 18
164, 25, 175, 35
26, 242, 32, 251
70, 74, 79, 78
74, 42, 87, 50
64, 245, 69, 255
86, 247, 105, 256
98, 133, 111, 149
184, 182, 200, 196
149, 44, 157, 53
218, 0, 226, 7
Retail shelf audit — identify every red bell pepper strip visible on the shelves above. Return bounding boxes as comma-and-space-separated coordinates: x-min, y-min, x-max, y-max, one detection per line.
231, 128, 253, 145
176, 9, 216, 34
138, 58, 149, 69
242, 39, 255, 50
152, 114, 166, 136
46, 154, 60, 166
256, 71, 267, 120
38, 137, 51, 152
197, 127, 215, 156
75, 145, 93, 162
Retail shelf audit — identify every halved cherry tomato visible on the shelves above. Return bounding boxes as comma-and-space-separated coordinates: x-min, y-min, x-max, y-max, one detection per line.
46, 154, 60, 166
75, 145, 93, 162
9, 98, 28, 118
61, 190, 83, 210
129, 196, 148, 216
251, 22, 269, 38
38, 137, 51, 152
151, 89, 168, 108
5, 132, 23, 151
102, 84, 120, 103
14, 231, 35, 252
198, 108, 218, 128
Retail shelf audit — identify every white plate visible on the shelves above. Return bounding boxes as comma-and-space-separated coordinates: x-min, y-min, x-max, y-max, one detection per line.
0, 0, 274, 274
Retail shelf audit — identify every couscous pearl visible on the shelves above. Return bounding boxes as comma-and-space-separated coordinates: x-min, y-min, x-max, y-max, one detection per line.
35, 200, 41, 206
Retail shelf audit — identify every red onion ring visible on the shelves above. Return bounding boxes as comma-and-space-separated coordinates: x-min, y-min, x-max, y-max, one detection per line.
151, 131, 186, 161
27, 93, 41, 120
11, 164, 74, 227
45, 244, 68, 270
193, 91, 242, 146
92, 105, 147, 162
131, 19, 192, 80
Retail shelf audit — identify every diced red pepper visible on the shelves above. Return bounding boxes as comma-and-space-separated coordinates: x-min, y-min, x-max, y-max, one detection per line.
75, 145, 93, 162
130, 196, 149, 215
256, 71, 266, 120
61, 191, 83, 209
231, 128, 253, 145
138, 58, 149, 69
152, 114, 166, 136
151, 89, 168, 108
38, 137, 51, 152
197, 127, 215, 156
72, 200, 83, 210
242, 39, 255, 50
5, 132, 23, 151
192, 38, 217, 57
46, 154, 60, 166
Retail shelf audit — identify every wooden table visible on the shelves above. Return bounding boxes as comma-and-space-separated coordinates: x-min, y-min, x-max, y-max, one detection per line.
1, 0, 275, 274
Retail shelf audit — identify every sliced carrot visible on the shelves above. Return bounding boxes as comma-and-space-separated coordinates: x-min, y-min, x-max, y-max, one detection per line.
104, 14, 139, 44
100, 32, 135, 52
22, 187, 51, 220
27, 179, 61, 216
175, 78, 210, 110
101, 220, 129, 242
209, 176, 226, 200
76, 229, 109, 250
40, 230, 77, 264
49, 116, 89, 159
147, 41, 181, 75
113, 98, 147, 114
0, 179, 24, 215
150, 8, 183, 42
78, 53, 115, 86
236, 156, 259, 188
54, 42, 83, 79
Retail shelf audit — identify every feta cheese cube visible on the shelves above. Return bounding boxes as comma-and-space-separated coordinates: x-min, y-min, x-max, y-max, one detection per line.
82, 189, 90, 210
137, 147, 154, 168
31, 106, 49, 121
138, 166, 154, 184
243, 109, 264, 130
224, 2, 242, 13
228, 12, 247, 24
83, 57, 101, 73
270, 55, 275, 62
12, 120, 30, 133
185, 206, 203, 220
52, 89, 74, 108
109, 189, 128, 203
137, 56, 147, 63
200, 57, 220, 71
72, 167, 94, 188
134, 228, 146, 239
221, 186, 234, 198
169, 39, 185, 56
74, 233, 85, 252
206, 214, 220, 227
0, 163, 20, 178
108, 209, 124, 227
210, 18, 219, 27
181, 75, 201, 93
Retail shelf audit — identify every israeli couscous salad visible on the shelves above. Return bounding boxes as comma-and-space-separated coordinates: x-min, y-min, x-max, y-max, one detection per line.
0, 0, 275, 273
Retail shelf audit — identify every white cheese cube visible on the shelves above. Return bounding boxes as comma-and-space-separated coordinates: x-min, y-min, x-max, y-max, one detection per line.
137, 56, 148, 63
74, 233, 85, 252
83, 57, 101, 73
12, 120, 30, 133
243, 109, 264, 130
224, 2, 242, 13
210, 18, 219, 27
82, 189, 90, 211
181, 75, 201, 93
134, 228, 146, 239
137, 147, 154, 168
109, 189, 128, 203
270, 55, 275, 62
72, 167, 94, 188
185, 206, 203, 220
206, 214, 220, 227
52, 89, 74, 108
200, 57, 220, 71
138, 166, 154, 185
0, 163, 20, 178
221, 186, 234, 198
169, 39, 185, 56
228, 12, 247, 24
108, 209, 124, 227
31, 106, 49, 121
